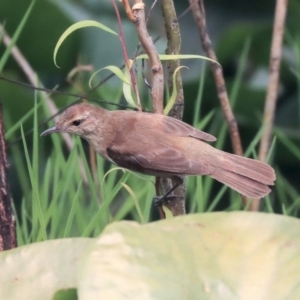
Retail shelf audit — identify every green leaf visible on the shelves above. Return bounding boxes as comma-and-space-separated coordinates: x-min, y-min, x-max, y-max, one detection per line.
164, 66, 187, 115
78, 212, 300, 299
89, 61, 137, 108
136, 54, 221, 66
121, 182, 145, 223
122, 60, 137, 108
0, 238, 93, 300
89, 65, 131, 88
53, 20, 118, 68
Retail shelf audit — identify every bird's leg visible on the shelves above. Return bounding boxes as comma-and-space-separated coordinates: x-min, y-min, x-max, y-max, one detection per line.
154, 176, 183, 207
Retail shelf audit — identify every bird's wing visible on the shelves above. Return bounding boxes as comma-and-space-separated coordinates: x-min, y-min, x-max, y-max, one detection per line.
158, 114, 216, 142
111, 111, 216, 142
106, 143, 214, 176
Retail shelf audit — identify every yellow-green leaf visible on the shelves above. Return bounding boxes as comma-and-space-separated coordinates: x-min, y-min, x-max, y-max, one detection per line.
136, 53, 220, 66
122, 61, 137, 108
163, 206, 174, 219
54, 20, 118, 68
102, 167, 127, 187
89, 66, 131, 88
164, 66, 187, 115
121, 182, 145, 223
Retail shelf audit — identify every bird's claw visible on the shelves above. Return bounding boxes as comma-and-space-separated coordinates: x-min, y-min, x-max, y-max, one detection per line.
154, 195, 177, 207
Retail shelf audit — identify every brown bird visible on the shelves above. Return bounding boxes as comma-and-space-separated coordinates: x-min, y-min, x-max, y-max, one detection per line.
41, 103, 276, 198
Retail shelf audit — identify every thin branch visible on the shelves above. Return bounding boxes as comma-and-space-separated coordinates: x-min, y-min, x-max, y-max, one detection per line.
122, 0, 135, 22
131, 0, 165, 217
259, 0, 288, 161
0, 75, 136, 110
132, 0, 164, 113
189, 0, 250, 207
112, 0, 142, 111
253, 0, 288, 211
188, 0, 243, 157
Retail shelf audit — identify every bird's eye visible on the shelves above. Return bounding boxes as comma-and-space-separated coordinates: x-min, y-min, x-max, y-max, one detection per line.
72, 119, 81, 126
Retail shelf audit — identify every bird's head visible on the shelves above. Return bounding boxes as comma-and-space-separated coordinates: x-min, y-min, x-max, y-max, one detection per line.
41, 103, 101, 138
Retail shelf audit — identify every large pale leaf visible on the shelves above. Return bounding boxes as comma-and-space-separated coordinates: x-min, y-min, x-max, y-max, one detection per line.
0, 238, 93, 300
78, 212, 300, 300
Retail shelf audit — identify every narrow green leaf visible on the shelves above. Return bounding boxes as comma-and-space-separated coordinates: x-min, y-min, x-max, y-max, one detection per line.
121, 183, 145, 223
123, 62, 137, 108
82, 172, 131, 237
54, 20, 118, 68
89, 65, 131, 88
163, 206, 173, 219
164, 66, 187, 115
136, 54, 221, 66
64, 180, 83, 238
21, 125, 47, 241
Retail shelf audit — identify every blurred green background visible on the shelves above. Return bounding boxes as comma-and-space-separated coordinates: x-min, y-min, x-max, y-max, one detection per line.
1, 0, 300, 220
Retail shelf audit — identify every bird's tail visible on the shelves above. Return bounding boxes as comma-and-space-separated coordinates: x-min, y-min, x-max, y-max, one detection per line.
210, 152, 276, 198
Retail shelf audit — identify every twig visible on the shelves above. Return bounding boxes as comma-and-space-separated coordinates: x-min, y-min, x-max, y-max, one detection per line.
254, 0, 288, 211
112, 0, 142, 111
132, 0, 164, 113
189, 0, 250, 207
0, 103, 16, 251
130, 0, 165, 217
160, 0, 186, 216
122, 0, 135, 22
188, 0, 243, 157
0, 75, 134, 110
259, 0, 287, 161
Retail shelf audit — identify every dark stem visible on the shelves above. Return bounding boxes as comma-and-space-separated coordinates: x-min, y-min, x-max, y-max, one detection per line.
112, 0, 142, 110
189, 0, 248, 206
160, 0, 186, 215
0, 102, 16, 251
189, 0, 243, 157
132, 0, 164, 113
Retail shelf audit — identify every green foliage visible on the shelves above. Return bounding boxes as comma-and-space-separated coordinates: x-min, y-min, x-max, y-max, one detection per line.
2, 0, 300, 244
11, 94, 155, 245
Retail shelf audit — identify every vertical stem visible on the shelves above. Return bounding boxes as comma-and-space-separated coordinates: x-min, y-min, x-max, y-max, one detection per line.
189, 0, 243, 157
189, 0, 249, 206
160, 0, 186, 216
255, 0, 288, 211
111, 0, 142, 111
132, 0, 164, 113
131, 0, 165, 217
259, 0, 288, 161
0, 102, 16, 250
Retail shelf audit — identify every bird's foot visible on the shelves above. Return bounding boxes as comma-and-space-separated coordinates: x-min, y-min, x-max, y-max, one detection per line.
154, 195, 177, 207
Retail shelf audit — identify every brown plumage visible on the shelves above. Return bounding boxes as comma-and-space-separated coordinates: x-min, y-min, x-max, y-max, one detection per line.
41, 103, 276, 198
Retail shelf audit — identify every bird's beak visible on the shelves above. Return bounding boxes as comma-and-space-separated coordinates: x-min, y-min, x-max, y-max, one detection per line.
40, 126, 59, 137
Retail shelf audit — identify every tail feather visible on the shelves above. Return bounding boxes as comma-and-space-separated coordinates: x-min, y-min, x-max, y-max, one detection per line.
222, 153, 275, 185
211, 152, 276, 198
